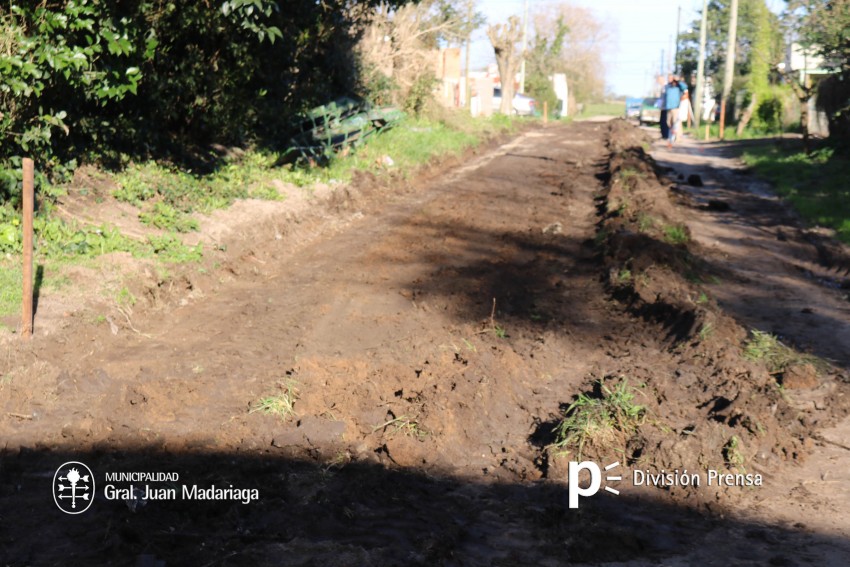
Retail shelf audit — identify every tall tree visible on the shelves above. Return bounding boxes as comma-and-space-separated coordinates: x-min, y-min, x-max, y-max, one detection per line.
530, 4, 609, 106
487, 16, 524, 115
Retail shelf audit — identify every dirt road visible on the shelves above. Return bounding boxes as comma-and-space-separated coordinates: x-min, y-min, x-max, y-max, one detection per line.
2, 121, 849, 566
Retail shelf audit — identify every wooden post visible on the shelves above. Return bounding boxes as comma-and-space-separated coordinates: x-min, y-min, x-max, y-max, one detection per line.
705, 121, 710, 141
543, 101, 548, 125
719, 100, 726, 140
21, 158, 34, 340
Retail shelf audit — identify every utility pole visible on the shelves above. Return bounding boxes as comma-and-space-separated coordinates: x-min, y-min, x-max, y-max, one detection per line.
464, 0, 473, 107
719, 0, 738, 139
694, 0, 708, 127
519, 0, 529, 94
674, 6, 681, 73
669, 35, 674, 73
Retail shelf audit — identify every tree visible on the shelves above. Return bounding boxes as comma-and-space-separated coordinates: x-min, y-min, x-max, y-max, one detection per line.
678, 0, 784, 132
0, 0, 420, 191
529, 4, 609, 106
788, 0, 850, 140
525, 17, 569, 115
357, 1, 482, 110
488, 16, 524, 115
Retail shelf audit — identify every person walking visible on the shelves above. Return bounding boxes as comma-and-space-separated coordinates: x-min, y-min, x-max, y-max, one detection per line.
664, 75, 687, 148
677, 89, 694, 140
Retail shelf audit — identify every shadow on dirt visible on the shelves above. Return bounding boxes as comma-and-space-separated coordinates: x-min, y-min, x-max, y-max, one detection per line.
4, 447, 850, 565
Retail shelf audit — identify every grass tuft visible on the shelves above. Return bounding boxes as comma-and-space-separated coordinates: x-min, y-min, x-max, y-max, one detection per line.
742, 329, 825, 374
662, 224, 689, 245
250, 379, 300, 420
550, 379, 645, 459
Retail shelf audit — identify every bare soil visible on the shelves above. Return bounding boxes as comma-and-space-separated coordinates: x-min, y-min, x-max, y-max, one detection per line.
2, 120, 850, 566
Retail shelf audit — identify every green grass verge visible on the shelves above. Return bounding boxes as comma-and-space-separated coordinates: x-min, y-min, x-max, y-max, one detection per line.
0, 263, 23, 319
688, 123, 789, 141
580, 101, 626, 117
741, 145, 850, 243
0, 112, 515, 317
320, 113, 516, 182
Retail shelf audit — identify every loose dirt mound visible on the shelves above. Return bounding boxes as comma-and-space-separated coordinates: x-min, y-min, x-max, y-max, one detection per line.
592, 120, 850, 511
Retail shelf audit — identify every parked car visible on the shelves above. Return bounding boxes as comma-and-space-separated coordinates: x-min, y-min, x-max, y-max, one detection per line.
638, 97, 662, 125
625, 97, 642, 119
493, 88, 537, 116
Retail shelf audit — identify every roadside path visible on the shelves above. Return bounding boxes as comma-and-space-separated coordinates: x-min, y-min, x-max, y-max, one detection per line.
651, 130, 850, 564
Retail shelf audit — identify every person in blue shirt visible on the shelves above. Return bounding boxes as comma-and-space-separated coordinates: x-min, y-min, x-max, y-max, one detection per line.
664, 75, 688, 147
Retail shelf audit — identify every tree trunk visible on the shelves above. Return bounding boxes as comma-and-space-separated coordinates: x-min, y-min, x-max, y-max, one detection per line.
487, 16, 523, 115
801, 94, 810, 154
736, 93, 757, 136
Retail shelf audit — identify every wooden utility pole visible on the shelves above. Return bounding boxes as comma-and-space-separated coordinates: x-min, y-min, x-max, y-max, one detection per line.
694, 0, 708, 128
719, 0, 739, 139
464, 0, 473, 108
21, 158, 34, 340
674, 6, 681, 72
519, 0, 529, 94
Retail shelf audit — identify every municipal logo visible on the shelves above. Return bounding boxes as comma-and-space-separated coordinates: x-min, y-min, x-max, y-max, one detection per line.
53, 461, 95, 514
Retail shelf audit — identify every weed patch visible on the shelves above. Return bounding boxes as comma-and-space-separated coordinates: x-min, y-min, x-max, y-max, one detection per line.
723, 435, 745, 468
250, 380, 300, 420
742, 329, 825, 374
373, 415, 428, 439
550, 379, 645, 459
663, 224, 689, 245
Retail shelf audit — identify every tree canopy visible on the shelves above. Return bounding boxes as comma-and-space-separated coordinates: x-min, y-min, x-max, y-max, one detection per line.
0, 0, 414, 194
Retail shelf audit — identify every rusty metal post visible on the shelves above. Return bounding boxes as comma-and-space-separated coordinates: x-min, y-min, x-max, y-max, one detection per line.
21, 158, 34, 340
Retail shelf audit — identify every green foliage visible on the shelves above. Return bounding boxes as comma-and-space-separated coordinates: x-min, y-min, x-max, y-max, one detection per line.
0, 204, 136, 257
526, 17, 568, 116
581, 102, 627, 117
404, 75, 439, 116
0, 262, 23, 318
678, 0, 783, 105
0, 2, 144, 155
550, 379, 645, 459
751, 90, 785, 133
0, 0, 411, 193
742, 329, 825, 373
663, 224, 690, 245
146, 235, 203, 264
139, 203, 199, 233
114, 153, 283, 230
794, 0, 850, 138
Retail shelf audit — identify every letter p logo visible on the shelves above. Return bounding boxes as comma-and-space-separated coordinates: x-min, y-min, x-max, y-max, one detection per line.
568, 460, 601, 508
567, 460, 622, 508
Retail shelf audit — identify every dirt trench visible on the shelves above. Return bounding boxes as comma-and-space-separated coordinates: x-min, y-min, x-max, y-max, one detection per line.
1, 120, 850, 566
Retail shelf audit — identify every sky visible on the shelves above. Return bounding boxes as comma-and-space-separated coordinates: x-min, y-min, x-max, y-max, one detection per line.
471, 0, 787, 97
